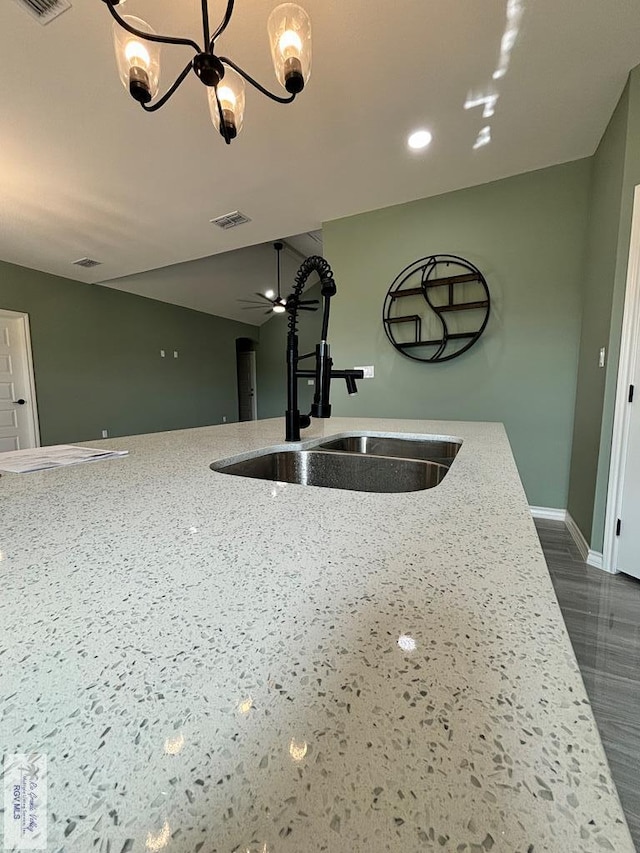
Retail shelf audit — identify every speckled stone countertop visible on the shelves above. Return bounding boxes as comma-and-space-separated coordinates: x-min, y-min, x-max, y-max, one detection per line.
1, 418, 634, 853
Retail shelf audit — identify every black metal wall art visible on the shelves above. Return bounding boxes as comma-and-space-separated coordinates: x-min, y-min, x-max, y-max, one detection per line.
383, 254, 490, 363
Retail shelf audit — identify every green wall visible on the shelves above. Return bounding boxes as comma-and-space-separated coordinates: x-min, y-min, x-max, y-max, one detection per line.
567, 86, 629, 545
0, 259, 255, 444
320, 160, 592, 509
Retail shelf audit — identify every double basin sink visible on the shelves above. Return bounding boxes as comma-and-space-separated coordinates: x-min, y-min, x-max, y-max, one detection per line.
211, 433, 461, 494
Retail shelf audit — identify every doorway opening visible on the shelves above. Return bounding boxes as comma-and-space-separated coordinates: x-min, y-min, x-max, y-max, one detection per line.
236, 337, 258, 421
0, 308, 40, 451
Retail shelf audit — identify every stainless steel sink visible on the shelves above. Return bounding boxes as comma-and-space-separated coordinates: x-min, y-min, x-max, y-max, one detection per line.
315, 435, 460, 467
212, 450, 448, 493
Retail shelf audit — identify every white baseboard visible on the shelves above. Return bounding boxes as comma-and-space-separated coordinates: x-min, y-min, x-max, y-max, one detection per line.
531, 507, 610, 572
565, 512, 589, 562
587, 550, 604, 570
530, 506, 567, 522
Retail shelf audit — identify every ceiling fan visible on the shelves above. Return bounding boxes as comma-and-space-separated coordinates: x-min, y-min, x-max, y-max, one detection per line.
239, 241, 319, 316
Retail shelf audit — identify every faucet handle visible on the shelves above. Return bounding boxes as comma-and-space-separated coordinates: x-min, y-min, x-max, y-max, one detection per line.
329, 368, 364, 396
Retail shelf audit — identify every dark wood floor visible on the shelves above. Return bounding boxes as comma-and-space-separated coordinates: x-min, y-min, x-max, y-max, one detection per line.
536, 518, 640, 851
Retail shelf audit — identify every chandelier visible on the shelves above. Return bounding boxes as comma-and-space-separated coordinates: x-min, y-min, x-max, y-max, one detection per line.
101, 0, 312, 143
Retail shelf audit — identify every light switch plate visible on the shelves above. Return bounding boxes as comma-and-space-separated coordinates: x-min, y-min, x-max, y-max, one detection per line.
354, 365, 374, 379
599, 347, 606, 368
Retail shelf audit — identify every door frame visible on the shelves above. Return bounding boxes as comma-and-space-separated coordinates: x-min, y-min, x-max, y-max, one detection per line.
0, 308, 41, 448
603, 184, 640, 573
248, 350, 258, 420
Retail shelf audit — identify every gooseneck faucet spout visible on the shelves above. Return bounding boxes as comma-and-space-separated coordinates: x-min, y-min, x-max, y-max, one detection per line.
285, 255, 364, 442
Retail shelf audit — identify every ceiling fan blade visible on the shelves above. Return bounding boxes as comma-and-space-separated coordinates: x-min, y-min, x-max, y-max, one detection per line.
297, 306, 318, 312
241, 305, 265, 310
253, 293, 275, 303
298, 298, 320, 305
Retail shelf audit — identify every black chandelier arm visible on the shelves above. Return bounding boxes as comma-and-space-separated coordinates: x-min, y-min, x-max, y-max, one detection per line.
218, 56, 296, 104
105, 0, 202, 54
210, 0, 235, 46
201, 0, 211, 50
141, 59, 194, 112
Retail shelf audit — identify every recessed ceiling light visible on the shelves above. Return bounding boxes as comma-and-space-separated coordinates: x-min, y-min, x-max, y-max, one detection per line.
265, 289, 275, 299
407, 129, 432, 151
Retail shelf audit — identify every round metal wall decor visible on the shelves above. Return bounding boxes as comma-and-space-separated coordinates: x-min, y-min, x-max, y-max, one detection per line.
383, 254, 490, 363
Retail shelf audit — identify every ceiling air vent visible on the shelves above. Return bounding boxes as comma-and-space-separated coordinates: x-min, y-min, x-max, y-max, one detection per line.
73, 257, 101, 269
12, 0, 71, 25
210, 210, 252, 230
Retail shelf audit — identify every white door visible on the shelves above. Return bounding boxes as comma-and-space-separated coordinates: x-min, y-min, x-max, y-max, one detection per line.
607, 185, 640, 579
0, 310, 39, 452
616, 367, 640, 579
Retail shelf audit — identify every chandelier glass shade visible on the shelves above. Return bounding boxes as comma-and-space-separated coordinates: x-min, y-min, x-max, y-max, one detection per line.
113, 16, 161, 103
102, 0, 312, 144
267, 3, 312, 94
208, 68, 245, 138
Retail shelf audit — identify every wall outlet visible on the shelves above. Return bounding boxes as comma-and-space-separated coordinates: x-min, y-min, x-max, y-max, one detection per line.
599, 347, 606, 368
354, 365, 374, 379
222, 415, 227, 423
173, 350, 179, 358
101, 429, 109, 438
160, 349, 165, 358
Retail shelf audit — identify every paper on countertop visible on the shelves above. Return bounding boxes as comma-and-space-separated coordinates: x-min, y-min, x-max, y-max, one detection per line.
0, 444, 128, 473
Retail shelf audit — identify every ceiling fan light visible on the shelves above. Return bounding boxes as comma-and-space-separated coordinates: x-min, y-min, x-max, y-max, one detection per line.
209, 70, 246, 139
113, 16, 160, 104
267, 3, 312, 94
273, 300, 287, 313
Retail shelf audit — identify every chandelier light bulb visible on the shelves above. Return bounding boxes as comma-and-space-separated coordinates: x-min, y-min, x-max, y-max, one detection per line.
125, 39, 150, 69
217, 85, 236, 107
279, 30, 303, 89
124, 40, 151, 97
279, 29, 303, 59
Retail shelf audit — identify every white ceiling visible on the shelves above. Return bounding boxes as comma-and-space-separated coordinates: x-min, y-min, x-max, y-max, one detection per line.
103, 231, 323, 325
1, 0, 640, 317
